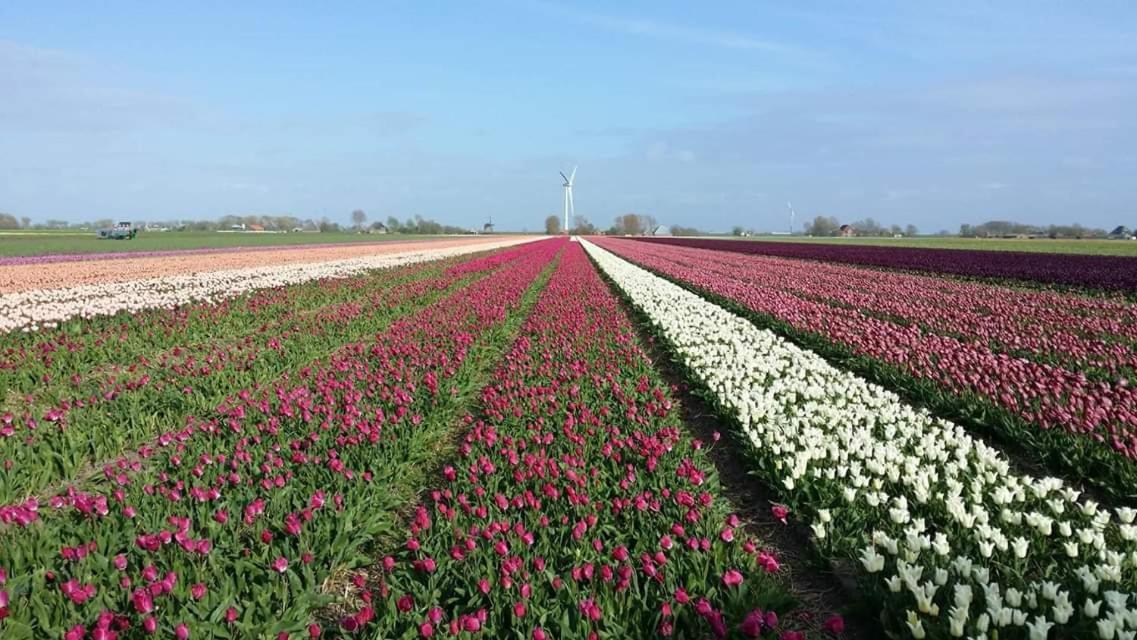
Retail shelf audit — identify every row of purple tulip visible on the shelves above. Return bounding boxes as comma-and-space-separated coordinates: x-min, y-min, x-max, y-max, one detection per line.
634, 237, 1137, 292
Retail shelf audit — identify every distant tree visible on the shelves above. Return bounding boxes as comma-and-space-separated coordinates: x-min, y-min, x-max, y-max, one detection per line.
404, 217, 417, 233
805, 216, 841, 237
644, 215, 659, 234
0, 213, 19, 229
416, 214, 443, 234
274, 215, 298, 231
545, 215, 562, 235
852, 218, 885, 236
889, 224, 903, 236
731, 226, 745, 237
936, 229, 951, 236
386, 216, 402, 232
318, 216, 342, 233
351, 209, 367, 230
671, 225, 703, 236
20, 216, 31, 229
570, 215, 597, 235
612, 213, 648, 236
959, 224, 973, 237
633, 214, 651, 235
905, 224, 919, 237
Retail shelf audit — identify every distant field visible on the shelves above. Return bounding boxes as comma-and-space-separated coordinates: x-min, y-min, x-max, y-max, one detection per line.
725, 235, 1137, 256
0, 230, 452, 257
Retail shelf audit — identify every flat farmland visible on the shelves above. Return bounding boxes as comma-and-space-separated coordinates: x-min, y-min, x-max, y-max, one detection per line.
1, 235, 1134, 639
0, 230, 456, 259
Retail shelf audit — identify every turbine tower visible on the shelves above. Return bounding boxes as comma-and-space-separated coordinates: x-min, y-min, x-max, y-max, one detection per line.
560, 166, 576, 235
787, 201, 796, 234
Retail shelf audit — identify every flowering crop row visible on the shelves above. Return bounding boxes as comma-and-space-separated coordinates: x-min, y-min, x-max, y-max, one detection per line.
0, 237, 535, 333
596, 238, 1137, 498
584, 239, 1137, 639
629, 241, 1136, 379
0, 247, 534, 505
356, 241, 811, 639
0, 239, 451, 267
0, 239, 561, 638
0, 242, 542, 396
633, 237, 1137, 293
0, 257, 427, 395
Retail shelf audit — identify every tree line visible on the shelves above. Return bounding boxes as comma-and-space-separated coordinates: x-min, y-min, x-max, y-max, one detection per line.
958, 220, 1132, 239
0, 211, 473, 235
802, 216, 919, 237
0, 213, 31, 229
542, 213, 707, 236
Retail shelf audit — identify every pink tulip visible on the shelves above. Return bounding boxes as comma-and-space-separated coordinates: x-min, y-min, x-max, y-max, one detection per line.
823, 615, 845, 635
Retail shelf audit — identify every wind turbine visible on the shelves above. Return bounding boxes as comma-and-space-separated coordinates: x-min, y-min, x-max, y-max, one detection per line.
787, 201, 796, 234
560, 166, 576, 235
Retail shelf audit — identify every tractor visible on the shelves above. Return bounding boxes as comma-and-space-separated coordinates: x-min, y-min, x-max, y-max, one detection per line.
96, 221, 138, 240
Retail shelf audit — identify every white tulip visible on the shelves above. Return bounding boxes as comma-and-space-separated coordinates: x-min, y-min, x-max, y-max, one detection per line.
1026, 616, 1054, 640
859, 547, 885, 573
906, 611, 927, 639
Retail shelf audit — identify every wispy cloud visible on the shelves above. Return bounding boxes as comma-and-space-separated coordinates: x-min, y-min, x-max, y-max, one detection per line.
521, 1, 813, 58
0, 40, 197, 134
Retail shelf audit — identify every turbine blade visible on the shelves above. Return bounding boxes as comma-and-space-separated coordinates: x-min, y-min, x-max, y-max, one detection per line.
559, 171, 569, 183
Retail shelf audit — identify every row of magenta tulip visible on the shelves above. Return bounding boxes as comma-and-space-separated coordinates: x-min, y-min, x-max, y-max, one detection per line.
0, 240, 562, 638
345, 241, 819, 639
0, 247, 536, 506
595, 238, 1137, 499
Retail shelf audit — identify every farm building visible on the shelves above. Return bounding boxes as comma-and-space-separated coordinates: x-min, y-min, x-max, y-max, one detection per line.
839, 224, 856, 237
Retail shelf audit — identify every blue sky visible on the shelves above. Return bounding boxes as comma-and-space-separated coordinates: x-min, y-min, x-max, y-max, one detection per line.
1, 1, 1135, 232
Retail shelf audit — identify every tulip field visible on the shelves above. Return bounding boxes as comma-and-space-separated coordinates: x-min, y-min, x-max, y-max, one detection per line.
1, 235, 1135, 639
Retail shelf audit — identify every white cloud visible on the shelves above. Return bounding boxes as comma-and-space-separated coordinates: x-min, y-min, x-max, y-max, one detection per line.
522, 1, 816, 59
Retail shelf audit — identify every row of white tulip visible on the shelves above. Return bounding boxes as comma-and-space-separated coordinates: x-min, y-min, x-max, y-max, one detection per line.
0, 238, 535, 334
583, 240, 1137, 640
